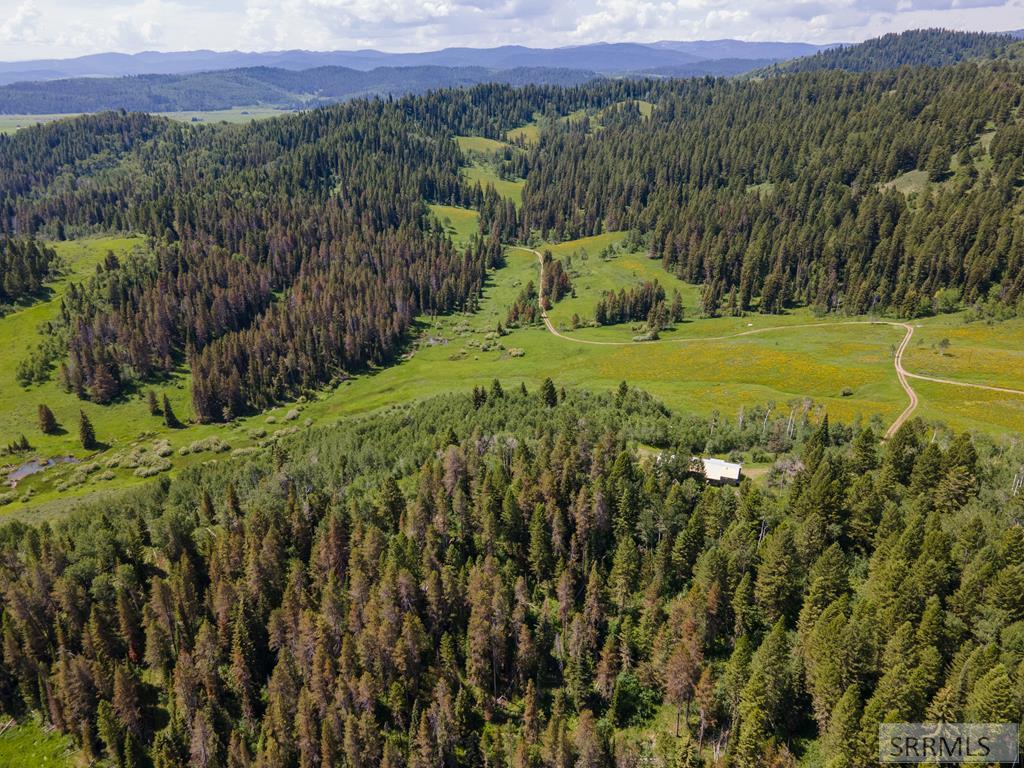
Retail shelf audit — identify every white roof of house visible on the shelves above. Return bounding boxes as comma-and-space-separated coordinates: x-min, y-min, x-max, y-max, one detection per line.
698, 457, 742, 481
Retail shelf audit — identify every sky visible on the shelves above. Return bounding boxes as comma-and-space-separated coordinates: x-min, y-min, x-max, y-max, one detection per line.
0, 0, 1021, 60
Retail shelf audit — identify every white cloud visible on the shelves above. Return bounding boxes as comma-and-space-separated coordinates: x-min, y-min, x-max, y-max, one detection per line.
0, 1, 42, 44
0, 0, 1020, 59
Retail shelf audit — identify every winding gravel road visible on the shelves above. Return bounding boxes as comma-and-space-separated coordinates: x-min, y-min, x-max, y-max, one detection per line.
526, 247, 1024, 438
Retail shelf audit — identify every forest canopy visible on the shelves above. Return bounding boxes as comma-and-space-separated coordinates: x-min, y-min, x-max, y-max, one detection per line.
0, 386, 1021, 766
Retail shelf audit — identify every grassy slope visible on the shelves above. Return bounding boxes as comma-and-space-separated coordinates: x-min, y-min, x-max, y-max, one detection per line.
0, 236, 288, 517
542, 232, 700, 330
429, 204, 480, 247
299, 245, 904, 429
463, 164, 525, 206
455, 135, 526, 207
0, 718, 76, 767
506, 123, 540, 145
454, 135, 509, 154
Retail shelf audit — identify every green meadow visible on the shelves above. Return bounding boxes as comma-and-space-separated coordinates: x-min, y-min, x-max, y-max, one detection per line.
455, 135, 526, 206
0, 236, 274, 516
463, 164, 525, 206
156, 106, 293, 125
540, 233, 700, 331
302, 245, 906, 432
455, 135, 511, 154
0, 113, 82, 134
429, 204, 481, 247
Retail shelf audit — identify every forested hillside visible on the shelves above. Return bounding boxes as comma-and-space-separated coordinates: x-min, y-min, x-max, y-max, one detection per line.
0, 65, 599, 115
0, 387, 1022, 766
0, 82, 641, 420
517, 62, 1024, 316
0, 236, 57, 305
772, 29, 1017, 74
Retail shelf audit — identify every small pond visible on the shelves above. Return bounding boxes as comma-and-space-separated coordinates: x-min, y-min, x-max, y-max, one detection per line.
7, 456, 78, 485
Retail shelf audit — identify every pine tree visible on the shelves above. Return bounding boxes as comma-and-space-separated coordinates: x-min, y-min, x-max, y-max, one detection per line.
37, 403, 58, 434
147, 390, 160, 416
965, 664, 1019, 722
163, 394, 182, 428
540, 378, 557, 408
694, 666, 717, 750
736, 620, 792, 763
822, 685, 862, 766
79, 409, 97, 450
850, 427, 878, 474
608, 536, 639, 612
666, 629, 702, 737
754, 524, 801, 625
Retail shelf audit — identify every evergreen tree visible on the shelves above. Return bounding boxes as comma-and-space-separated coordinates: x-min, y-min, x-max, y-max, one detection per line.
540, 378, 558, 408
162, 394, 182, 428
78, 409, 97, 450
37, 403, 58, 434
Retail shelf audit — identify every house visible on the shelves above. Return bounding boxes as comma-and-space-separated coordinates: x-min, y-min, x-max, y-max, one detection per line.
697, 457, 742, 485
653, 452, 743, 485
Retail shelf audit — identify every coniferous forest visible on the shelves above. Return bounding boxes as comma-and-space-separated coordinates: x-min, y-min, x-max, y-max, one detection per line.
1, 28, 1024, 767
0, 236, 57, 305
0, 388, 1023, 767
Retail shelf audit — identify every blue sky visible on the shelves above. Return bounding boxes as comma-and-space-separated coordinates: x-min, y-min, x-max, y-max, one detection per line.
0, 0, 1021, 60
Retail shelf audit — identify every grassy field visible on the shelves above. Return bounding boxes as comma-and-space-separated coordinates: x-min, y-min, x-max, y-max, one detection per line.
902, 315, 1024, 391
463, 163, 525, 206
454, 135, 526, 206
0, 113, 80, 134
0, 718, 76, 767
294, 245, 908, 430
541, 232, 700, 330
156, 106, 294, 125
455, 135, 511, 154
298, 240, 1024, 438
429, 204, 480, 247
506, 122, 540, 145
0, 106, 290, 135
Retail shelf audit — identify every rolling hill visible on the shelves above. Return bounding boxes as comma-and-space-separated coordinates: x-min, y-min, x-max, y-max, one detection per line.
0, 65, 600, 114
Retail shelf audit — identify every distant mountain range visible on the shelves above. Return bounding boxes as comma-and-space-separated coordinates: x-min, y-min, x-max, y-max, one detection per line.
0, 40, 830, 85
0, 30, 1020, 116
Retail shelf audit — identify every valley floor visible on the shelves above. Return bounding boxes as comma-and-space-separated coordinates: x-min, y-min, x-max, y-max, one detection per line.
3, 222, 1024, 520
